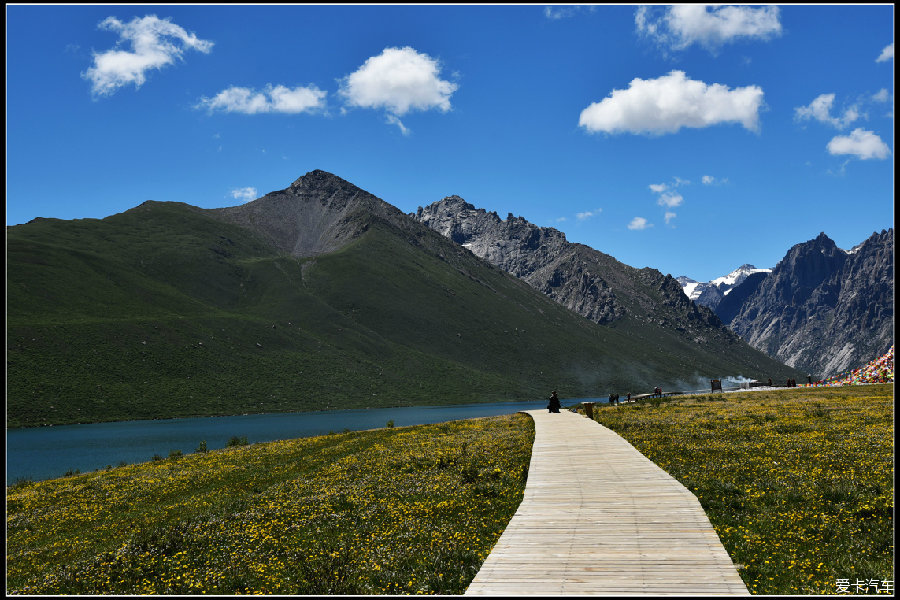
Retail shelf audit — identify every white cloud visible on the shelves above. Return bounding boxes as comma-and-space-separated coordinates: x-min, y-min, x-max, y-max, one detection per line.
826, 129, 891, 160
579, 71, 763, 135
795, 93, 835, 123
197, 84, 326, 114
650, 177, 689, 192
268, 85, 327, 113
701, 175, 729, 185
386, 114, 411, 136
634, 6, 658, 37
636, 5, 782, 53
657, 192, 683, 208
649, 179, 687, 206
794, 93, 860, 129
628, 217, 652, 230
649, 178, 688, 224
876, 43, 893, 62
576, 209, 601, 221
230, 187, 258, 202
338, 46, 457, 122
545, 6, 596, 21
83, 15, 213, 96
871, 88, 894, 119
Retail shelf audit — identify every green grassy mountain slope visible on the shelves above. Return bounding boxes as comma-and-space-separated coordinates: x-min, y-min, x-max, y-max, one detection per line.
7, 171, 804, 427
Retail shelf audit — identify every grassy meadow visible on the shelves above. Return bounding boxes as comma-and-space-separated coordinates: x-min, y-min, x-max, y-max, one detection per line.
6, 414, 533, 595
7, 385, 893, 595
591, 384, 894, 595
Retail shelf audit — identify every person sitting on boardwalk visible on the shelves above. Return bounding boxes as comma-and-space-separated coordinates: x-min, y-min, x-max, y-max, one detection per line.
548, 390, 561, 413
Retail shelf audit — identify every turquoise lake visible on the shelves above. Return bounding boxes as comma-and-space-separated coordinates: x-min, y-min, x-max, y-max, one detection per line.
6, 398, 611, 485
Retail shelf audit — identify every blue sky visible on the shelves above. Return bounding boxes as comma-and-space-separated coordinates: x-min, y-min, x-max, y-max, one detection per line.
6, 4, 894, 282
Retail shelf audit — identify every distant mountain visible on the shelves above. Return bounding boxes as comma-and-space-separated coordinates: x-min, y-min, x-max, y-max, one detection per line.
714, 271, 770, 326
7, 171, 803, 427
414, 194, 799, 382
719, 230, 894, 378
416, 196, 626, 324
676, 265, 772, 310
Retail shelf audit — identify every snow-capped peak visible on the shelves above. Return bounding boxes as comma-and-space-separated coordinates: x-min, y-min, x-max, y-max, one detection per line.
710, 264, 771, 288
678, 264, 771, 306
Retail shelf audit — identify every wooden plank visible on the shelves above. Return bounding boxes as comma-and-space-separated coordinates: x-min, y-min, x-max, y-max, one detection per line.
464, 410, 749, 596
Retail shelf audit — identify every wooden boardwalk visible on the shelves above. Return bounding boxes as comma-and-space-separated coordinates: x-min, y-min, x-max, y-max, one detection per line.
465, 410, 749, 596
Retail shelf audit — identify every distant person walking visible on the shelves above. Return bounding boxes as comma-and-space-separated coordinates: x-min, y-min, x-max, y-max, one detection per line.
548, 390, 561, 413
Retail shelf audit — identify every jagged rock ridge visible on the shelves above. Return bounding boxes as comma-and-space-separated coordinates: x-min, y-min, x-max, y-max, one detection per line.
722, 230, 894, 377
415, 195, 728, 343
416, 196, 624, 324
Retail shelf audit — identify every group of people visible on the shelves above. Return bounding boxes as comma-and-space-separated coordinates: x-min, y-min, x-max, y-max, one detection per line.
545, 385, 671, 412
607, 392, 633, 405
548, 389, 629, 412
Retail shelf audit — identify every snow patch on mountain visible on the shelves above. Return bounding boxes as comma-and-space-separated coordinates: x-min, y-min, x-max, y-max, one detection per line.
682, 281, 701, 299
677, 264, 772, 308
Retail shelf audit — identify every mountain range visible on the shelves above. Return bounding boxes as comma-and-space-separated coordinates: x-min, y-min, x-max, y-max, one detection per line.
416, 196, 893, 380
708, 230, 893, 377
6, 170, 802, 428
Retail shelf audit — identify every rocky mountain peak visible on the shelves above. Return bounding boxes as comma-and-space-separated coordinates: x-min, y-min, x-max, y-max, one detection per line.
724, 228, 893, 376
771, 233, 846, 305
417, 196, 505, 230
434, 194, 473, 209
416, 197, 571, 274
208, 169, 400, 258
286, 169, 379, 209
291, 168, 349, 188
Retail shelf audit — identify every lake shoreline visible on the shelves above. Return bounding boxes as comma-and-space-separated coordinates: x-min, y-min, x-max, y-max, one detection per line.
7, 398, 565, 485
5, 395, 548, 431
